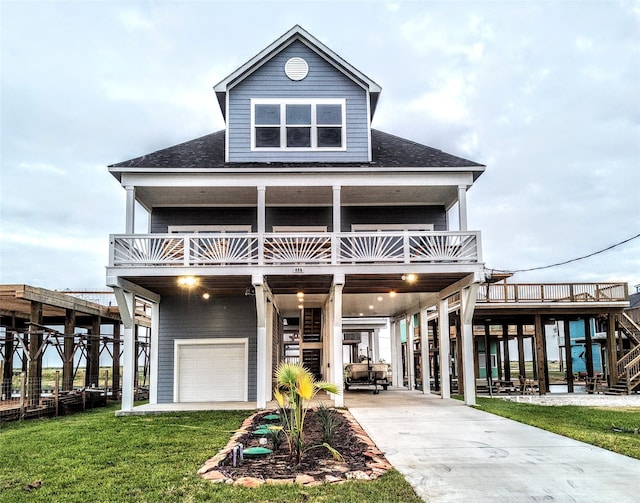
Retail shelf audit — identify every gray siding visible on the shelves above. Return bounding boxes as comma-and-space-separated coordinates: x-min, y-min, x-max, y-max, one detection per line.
266, 207, 333, 231
151, 208, 257, 233
342, 206, 447, 231
228, 40, 370, 163
150, 206, 445, 233
156, 294, 257, 402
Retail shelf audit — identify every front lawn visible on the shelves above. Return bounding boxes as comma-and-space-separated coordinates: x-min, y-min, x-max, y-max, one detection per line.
0, 404, 420, 502
473, 397, 640, 459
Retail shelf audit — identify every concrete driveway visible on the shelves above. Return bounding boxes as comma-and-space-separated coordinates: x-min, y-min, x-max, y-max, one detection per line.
345, 388, 640, 502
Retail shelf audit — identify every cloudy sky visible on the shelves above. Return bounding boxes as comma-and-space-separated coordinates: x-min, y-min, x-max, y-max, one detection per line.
1, 0, 639, 292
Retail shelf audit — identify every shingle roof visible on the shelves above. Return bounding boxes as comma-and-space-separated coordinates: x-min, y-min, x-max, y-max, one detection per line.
109, 129, 484, 171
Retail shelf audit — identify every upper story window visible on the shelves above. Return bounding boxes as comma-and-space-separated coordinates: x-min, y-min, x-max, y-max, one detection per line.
251, 98, 346, 151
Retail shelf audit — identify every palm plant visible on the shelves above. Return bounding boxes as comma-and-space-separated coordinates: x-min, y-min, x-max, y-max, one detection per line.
273, 362, 341, 466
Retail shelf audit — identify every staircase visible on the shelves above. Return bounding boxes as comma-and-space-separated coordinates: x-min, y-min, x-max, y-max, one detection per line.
606, 314, 640, 395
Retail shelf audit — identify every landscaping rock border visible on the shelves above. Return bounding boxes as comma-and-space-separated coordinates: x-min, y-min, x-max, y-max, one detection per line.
198, 409, 393, 488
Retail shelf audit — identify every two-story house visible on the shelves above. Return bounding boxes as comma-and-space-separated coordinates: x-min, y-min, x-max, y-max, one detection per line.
106, 25, 486, 413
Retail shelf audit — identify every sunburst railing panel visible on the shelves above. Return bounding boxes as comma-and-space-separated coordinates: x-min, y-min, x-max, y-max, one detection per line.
263, 234, 332, 264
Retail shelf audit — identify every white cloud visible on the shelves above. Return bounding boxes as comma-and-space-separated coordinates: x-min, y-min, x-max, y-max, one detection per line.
119, 8, 153, 31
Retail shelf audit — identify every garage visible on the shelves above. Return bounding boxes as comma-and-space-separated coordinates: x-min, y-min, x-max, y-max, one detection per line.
174, 338, 248, 402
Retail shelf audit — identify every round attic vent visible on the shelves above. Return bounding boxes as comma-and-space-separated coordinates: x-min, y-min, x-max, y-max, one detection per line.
285, 57, 309, 81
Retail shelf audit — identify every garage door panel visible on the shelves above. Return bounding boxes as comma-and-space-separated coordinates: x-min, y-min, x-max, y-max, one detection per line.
176, 340, 247, 402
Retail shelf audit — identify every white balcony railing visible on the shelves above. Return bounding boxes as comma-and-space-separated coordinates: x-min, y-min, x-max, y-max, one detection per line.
109, 231, 481, 268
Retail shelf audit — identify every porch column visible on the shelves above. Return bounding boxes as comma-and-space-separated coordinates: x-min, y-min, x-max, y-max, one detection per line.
253, 275, 267, 409
125, 186, 135, 234
438, 298, 450, 399
332, 185, 341, 265
563, 320, 574, 393
257, 186, 266, 266
406, 313, 414, 390
372, 328, 379, 362
63, 309, 75, 391
420, 308, 431, 395
460, 284, 479, 405
28, 301, 43, 407
534, 314, 548, 395
149, 301, 159, 404
112, 323, 121, 399
457, 185, 468, 231
113, 288, 136, 411
331, 274, 345, 407
390, 319, 401, 387
606, 313, 618, 386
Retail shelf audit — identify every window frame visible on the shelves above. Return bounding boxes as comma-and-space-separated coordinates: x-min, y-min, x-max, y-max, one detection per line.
251, 98, 346, 152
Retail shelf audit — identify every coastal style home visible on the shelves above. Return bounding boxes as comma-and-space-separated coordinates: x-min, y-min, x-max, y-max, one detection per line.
106, 25, 486, 413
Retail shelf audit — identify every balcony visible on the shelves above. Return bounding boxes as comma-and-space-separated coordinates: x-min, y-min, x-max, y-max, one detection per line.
476, 282, 629, 303
109, 231, 481, 268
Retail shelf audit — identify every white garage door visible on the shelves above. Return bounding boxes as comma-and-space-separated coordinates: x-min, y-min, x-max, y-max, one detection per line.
175, 339, 248, 402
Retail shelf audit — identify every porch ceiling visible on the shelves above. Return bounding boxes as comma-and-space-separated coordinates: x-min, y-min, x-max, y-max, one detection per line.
122, 272, 469, 318
134, 185, 458, 208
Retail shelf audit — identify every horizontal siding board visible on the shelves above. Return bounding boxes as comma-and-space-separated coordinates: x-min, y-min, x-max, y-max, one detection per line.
228, 41, 369, 163
157, 294, 257, 402
151, 208, 257, 233
342, 206, 447, 231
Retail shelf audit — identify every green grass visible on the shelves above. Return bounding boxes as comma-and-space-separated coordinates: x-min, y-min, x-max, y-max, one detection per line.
0, 404, 420, 503
473, 397, 640, 459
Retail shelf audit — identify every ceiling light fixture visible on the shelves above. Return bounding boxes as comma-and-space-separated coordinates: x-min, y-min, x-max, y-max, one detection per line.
389, 290, 397, 298
202, 293, 210, 300
402, 273, 417, 283
177, 276, 198, 287
296, 291, 304, 298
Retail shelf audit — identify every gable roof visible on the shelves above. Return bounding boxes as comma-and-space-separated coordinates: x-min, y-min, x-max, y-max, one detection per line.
108, 129, 485, 178
213, 25, 382, 120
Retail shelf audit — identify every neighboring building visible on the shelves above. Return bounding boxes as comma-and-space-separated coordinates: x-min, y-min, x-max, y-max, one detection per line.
106, 25, 486, 412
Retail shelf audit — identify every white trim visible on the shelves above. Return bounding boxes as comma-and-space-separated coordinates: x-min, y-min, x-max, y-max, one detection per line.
149, 302, 159, 404
251, 98, 346, 152
272, 225, 327, 232
351, 223, 434, 231
173, 338, 249, 402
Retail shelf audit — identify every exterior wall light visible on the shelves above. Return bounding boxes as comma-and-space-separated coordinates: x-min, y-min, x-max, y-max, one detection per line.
389, 290, 397, 298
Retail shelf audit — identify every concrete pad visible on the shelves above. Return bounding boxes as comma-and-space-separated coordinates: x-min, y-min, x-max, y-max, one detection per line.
346, 389, 640, 502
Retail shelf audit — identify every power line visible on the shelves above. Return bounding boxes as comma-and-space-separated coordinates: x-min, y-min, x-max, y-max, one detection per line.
489, 232, 640, 274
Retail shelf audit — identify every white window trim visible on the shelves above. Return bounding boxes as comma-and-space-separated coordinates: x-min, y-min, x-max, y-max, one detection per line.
173, 338, 249, 402
272, 225, 328, 232
168, 225, 252, 233
351, 224, 434, 231
251, 98, 346, 152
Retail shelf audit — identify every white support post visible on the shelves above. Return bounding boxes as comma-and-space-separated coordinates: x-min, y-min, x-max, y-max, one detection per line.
461, 284, 480, 405
391, 319, 402, 387
420, 308, 431, 395
457, 185, 468, 232
332, 185, 341, 265
257, 186, 266, 266
125, 186, 135, 234
406, 313, 414, 390
372, 328, 379, 362
265, 295, 273, 403
439, 298, 451, 399
114, 287, 136, 411
253, 275, 267, 409
332, 274, 345, 407
149, 301, 159, 405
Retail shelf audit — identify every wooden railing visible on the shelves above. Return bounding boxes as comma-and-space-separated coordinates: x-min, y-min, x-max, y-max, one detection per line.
477, 283, 628, 303
617, 344, 640, 377
109, 231, 481, 267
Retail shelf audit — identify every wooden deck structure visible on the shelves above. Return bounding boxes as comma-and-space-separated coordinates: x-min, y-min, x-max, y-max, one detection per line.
431, 282, 638, 395
0, 285, 151, 420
